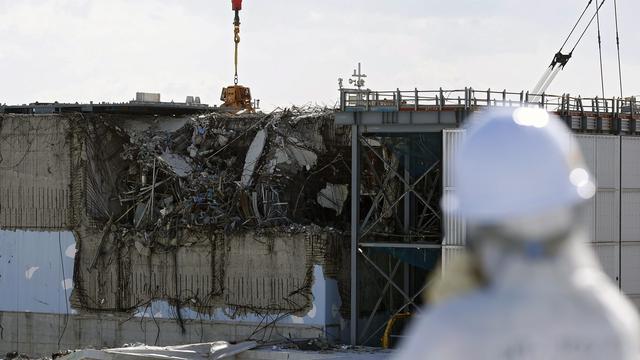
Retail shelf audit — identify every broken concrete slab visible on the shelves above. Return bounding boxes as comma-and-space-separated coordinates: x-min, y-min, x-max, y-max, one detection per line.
60, 341, 257, 360
0, 107, 354, 352
240, 129, 267, 187
158, 151, 193, 178
317, 184, 349, 216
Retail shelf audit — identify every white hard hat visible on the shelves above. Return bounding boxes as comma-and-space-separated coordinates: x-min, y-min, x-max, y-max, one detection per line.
444, 107, 595, 225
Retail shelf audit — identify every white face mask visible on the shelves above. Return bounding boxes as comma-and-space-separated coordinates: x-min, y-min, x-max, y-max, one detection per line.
467, 205, 587, 280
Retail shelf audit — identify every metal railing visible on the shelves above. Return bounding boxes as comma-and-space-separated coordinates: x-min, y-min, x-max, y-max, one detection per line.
339, 87, 638, 117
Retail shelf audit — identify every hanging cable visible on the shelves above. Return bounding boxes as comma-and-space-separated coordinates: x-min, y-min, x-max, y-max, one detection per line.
531, 0, 607, 96
559, 0, 594, 52
57, 232, 70, 348
570, 0, 607, 54
595, 0, 606, 99
613, 0, 623, 97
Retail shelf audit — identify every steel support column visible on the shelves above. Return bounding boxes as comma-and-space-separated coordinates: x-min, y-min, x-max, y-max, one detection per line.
350, 124, 360, 345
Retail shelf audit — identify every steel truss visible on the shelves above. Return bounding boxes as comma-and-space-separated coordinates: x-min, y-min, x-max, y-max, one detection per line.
350, 125, 443, 346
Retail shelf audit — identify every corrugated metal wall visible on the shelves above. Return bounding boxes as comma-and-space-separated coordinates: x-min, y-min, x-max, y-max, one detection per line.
440, 129, 640, 293
442, 130, 465, 247
621, 137, 640, 304
575, 135, 620, 245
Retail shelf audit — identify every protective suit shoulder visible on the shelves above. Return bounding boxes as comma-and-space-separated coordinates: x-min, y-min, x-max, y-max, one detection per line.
391, 292, 488, 360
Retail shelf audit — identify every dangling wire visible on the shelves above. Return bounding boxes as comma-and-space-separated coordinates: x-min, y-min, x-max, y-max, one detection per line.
613, 0, 623, 97
595, 0, 606, 99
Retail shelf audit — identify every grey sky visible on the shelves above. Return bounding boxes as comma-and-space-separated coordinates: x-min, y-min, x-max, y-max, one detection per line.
1, 0, 638, 109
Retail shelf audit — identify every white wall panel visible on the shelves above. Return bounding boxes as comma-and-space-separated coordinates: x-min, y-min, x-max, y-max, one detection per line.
575, 135, 596, 173
441, 133, 620, 246
442, 130, 464, 189
442, 189, 466, 246
595, 190, 619, 243
441, 128, 640, 302
575, 135, 619, 243
622, 243, 640, 295
592, 243, 620, 285
621, 137, 640, 246
621, 137, 640, 299
583, 193, 597, 241
595, 136, 620, 188
442, 130, 466, 246
622, 191, 640, 242
622, 137, 640, 189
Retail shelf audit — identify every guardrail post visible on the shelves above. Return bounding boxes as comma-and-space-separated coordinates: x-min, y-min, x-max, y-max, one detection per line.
577, 96, 583, 113
439, 87, 444, 110
631, 97, 637, 134
520, 91, 524, 106
607, 96, 616, 111
396, 88, 401, 111
502, 89, 506, 106
463, 87, 468, 110
414, 88, 418, 111
486, 88, 491, 107
525, 91, 529, 105
366, 91, 370, 111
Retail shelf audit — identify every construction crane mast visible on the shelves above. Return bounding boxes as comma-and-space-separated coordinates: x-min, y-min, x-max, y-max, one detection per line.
220, 0, 254, 111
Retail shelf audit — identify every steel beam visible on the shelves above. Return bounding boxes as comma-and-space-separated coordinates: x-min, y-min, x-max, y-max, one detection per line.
350, 124, 360, 345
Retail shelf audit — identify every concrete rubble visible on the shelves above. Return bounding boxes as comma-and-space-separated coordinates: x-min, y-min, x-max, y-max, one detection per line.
109, 106, 349, 231
0, 107, 355, 355
74, 106, 353, 316
55, 341, 390, 360
58, 341, 258, 360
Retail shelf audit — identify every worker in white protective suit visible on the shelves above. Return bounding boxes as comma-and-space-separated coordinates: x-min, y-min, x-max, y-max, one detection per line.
393, 107, 640, 359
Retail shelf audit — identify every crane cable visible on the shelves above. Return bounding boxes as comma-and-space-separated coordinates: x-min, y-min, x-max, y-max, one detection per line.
570, 0, 607, 54
613, 0, 623, 98
559, 0, 593, 53
595, 0, 606, 99
532, 0, 614, 97
233, 10, 241, 85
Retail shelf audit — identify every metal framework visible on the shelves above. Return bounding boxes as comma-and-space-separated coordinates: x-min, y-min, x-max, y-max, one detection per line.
338, 87, 639, 134
348, 119, 444, 346
341, 86, 640, 346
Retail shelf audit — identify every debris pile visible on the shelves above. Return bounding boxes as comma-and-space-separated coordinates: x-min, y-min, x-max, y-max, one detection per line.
106, 106, 351, 234
63, 107, 352, 320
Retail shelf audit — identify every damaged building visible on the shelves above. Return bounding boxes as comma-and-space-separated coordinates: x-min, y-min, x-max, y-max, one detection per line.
0, 107, 357, 355
6, 86, 638, 356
